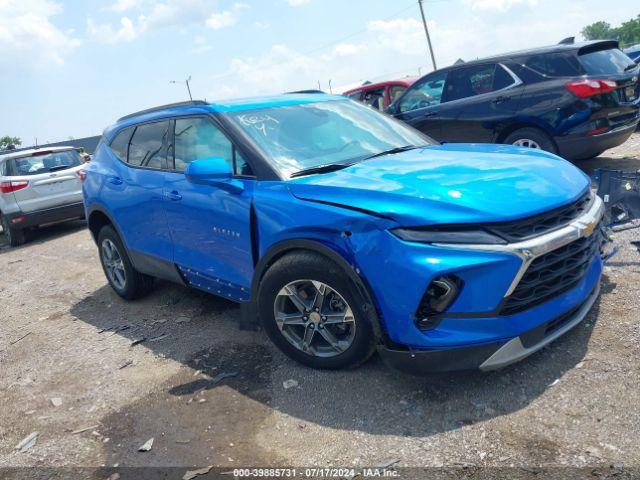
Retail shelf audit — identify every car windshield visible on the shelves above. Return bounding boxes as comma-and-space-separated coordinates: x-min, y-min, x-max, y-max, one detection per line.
226, 99, 432, 177
578, 48, 637, 75
11, 150, 83, 176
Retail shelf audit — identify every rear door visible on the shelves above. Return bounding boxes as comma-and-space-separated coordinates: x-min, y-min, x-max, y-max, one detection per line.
394, 69, 449, 139
8, 149, 85, 213
440, 63, 523, 143
104, 120, 173, 262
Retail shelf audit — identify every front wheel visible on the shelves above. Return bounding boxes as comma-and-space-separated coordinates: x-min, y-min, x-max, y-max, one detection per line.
258, 251, 376, 370
97, 225, 153, 300
504, 127, 557, 155
1, 215, 25, 247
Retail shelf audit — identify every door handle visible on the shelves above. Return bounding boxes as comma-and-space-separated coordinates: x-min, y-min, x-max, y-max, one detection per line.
492, 96, 511, 104
164, 190, 182, 201
107, 176, 123, 185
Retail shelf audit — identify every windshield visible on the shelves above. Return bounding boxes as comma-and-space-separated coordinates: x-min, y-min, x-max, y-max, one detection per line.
579, 48, 637, 75
11, 150, 83, 176
226, 99, 432, 177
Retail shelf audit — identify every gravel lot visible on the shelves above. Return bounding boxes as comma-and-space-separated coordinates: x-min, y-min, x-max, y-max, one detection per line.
1, 136, 639, 478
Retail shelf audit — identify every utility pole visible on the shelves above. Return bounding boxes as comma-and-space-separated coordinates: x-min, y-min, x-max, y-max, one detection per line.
418, 0, 437, 71
170, 75, 193, 101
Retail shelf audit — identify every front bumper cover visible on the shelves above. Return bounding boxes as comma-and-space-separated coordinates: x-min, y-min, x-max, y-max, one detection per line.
378, 282, 600, 374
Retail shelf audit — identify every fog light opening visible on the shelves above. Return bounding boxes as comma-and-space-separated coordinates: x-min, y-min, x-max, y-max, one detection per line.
416, 275, 462, 330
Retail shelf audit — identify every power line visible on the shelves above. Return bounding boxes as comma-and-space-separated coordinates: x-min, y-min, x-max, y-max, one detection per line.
209, 1, 421, 83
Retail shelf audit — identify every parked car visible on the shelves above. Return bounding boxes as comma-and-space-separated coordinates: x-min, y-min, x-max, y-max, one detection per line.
387, 40, 640, 160
0, 146, 87, 246
344, 77, 417, 111
84, 95, 604, 373
624, 43, 640, 64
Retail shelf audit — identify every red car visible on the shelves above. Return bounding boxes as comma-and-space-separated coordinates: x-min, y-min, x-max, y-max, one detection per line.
343, 77, 418, 110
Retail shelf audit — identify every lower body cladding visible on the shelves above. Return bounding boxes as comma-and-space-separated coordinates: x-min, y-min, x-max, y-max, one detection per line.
361, 196, 605, 373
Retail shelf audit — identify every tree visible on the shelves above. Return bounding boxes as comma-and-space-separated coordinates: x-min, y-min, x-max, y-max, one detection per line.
0, 136, 22, 151
582, 15, 640, 47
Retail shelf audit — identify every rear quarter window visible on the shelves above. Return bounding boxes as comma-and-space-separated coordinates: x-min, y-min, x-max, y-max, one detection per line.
109, 127, 134, 163
525, 53, 582, 77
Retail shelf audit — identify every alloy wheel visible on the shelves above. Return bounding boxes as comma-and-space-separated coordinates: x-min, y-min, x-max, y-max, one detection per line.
273, 280, 356, 358
101, 238, 127, 290
512, 138, 541, 149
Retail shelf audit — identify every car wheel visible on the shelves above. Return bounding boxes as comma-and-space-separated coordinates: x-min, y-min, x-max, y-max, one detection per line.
97, 225, 153, 300
504, 127, 557, 154
258, 251, 376, 370
1, 215, 26, 247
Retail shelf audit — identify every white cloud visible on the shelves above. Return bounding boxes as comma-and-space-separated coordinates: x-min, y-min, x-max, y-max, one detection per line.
464, 0, 537, 12
333, 42, 365, 57
88, 0, 249, 43
287, 0, 310, 6
109, 0, 139, 13
206, 3, 249, 30
86, 16, 138, 43
0, 0, 81, 68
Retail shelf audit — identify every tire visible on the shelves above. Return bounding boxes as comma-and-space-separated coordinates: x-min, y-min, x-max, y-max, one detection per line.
504, 127, 557, 155
258, 251, 376, 370
1, 215, 26, 247
97, 225, 154, 300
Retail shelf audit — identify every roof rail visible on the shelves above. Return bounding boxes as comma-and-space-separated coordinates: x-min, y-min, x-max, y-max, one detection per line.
117, 100, 209, 122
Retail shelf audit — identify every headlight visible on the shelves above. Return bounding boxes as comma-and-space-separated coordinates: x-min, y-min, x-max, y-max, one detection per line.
391, 227, 507, 245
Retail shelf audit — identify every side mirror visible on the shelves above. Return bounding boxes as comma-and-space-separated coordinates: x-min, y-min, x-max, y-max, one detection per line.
185, 157, 232, 184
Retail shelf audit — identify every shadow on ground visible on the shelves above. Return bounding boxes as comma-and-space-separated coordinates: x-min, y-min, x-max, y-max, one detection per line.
68, 271, 610, 467
0, 219, 86, 254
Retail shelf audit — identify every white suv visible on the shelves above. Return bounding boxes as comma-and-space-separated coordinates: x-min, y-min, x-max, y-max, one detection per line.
0, 147, 87, 246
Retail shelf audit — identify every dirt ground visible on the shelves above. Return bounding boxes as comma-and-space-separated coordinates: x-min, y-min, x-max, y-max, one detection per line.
1, 136, 639, 479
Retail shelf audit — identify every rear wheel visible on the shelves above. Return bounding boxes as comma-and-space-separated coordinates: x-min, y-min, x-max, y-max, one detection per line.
504, 127, 557, 155
1, 215, 26, 247
258, 251, 376, 370
98, 225, 153, 300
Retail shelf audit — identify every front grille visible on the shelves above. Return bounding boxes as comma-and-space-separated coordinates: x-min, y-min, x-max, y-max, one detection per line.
500, 228, 602, 316
487, 191, 592, 242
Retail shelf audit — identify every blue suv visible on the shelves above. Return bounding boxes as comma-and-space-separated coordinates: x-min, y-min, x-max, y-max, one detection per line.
83, 95, 604, 372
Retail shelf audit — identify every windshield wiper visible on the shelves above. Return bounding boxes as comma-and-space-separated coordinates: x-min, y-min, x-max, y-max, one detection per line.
290, 162, 355, 178
360, 145, 423, 162
624, 63, 639, 72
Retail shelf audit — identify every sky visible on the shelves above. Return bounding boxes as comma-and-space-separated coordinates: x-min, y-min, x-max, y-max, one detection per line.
0, 0, 637, 145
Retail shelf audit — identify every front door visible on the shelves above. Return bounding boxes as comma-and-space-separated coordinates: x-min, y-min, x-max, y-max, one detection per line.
163, 115, 255, 300
394, 69, 449, 140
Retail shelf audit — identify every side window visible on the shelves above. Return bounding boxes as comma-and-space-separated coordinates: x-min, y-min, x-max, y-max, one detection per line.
525, 53, 582, 77
173, 117, 252, 176
398, 70, 448, 113
347, 91, 363, 101
109, 127, 134, 163
389, 85, 407, 105
493, 65, 516, 90
362, 87, 386, 110
128, 121, 168, 168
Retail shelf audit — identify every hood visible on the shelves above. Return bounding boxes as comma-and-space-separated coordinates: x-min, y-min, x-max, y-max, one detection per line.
287, 143, 590, 226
